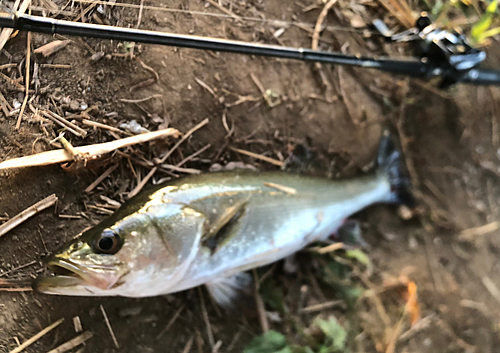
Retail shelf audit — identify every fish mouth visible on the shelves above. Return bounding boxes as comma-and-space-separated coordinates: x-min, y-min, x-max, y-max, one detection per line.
35, 259, 117, 295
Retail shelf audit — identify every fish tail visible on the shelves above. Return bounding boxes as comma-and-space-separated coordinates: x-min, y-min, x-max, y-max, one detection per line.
376, 131, 415, 206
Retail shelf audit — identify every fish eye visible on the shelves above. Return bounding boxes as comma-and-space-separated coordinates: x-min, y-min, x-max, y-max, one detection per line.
94, 230, 122, 254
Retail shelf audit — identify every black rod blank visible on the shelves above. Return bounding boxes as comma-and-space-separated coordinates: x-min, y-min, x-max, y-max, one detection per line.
1, 13, 500, 85
1, 13, 429, 76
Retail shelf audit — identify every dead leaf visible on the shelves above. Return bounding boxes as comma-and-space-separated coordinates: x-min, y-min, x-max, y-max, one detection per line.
34, 40, 71, 57
404, 281, 420, 326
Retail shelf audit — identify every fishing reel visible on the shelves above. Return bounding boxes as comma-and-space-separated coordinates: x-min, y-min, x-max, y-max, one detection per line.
373, 12, 486, 88
390, 13, 487, 87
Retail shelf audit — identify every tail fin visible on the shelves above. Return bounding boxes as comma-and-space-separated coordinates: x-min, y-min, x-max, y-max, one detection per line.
377, 131, 415, 206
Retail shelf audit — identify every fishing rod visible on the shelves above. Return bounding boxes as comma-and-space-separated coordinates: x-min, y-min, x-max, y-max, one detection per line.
1, 11, 500, 86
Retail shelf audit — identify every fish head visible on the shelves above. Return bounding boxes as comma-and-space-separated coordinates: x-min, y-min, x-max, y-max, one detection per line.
35, 211, 175, 296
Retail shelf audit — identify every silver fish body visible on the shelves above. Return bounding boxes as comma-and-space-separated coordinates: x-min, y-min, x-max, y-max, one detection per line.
35, 134, 410, 301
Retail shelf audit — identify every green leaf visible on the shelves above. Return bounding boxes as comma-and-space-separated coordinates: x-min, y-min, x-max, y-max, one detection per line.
314, 318, 347, 352
345, 249, 371, 267
244, 331, 288, 353
471, 0, 499, 43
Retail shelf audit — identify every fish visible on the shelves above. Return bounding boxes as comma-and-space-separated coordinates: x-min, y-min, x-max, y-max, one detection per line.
35, 132, 412, 305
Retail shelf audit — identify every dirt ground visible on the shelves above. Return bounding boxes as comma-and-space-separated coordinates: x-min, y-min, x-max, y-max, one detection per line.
1, 0, 500, 352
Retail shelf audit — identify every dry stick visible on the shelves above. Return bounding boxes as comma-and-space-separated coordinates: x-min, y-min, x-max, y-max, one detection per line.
0, 128, 180, 170
205, 0, 241, 20
299, 300, 343, 314
181, 336, 195, 353
0, 194, 57, 238
376, 0, 412, 29
42, 110, 87, 137
0, 90, 12, 116
82, 119, 126, 134
311, 0, 337, 51
0, 72, 25, 91
84, 163, 119, 193
482, 276, 500, 306
458, 221, 500, 241
176, 143, 211, 167
156, 304, 186, 340
40, 111, 83, 137
230, 147, 283, 167
128, 119, 209, 198
100, 305, 119, 349
0, 260, 37, 277
387, 0, 414, 28
198, 287, 215, 348
47, 331, 93, 353
9, 318, 64, 353
0, 63, 18, 70
119, 94, 163, 103
39, 64, 72, 69
16, 31, 31, 130
253, 270, 269, 333
136, 0, 144, 28
312, 242, 344, 254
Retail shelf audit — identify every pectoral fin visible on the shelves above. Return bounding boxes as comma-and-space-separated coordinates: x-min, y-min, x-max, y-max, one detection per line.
189, 192, 250, 253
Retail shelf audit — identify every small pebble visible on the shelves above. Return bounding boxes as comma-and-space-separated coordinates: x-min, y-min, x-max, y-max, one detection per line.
69, 100, 80, 111
90, 51, 105, 61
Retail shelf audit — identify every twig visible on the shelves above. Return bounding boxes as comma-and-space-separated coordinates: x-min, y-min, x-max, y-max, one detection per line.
41, 110, 87, 137
0, 63, 17, 70
100, 304, 119, 349
195, 77, 218, 99
39, 64, 72, 69
9, 318, 64, 353
263, 182, 296, 194
156, 304, 186, 340
176, 143, 211, 167
136, 0, 144, 28
16, 31, 31, 130
0, 194, 58, 238
299, 300, 344, 314
0, 128, 180, 170
458, 221, 500, 241
0, 90, 12, 116
199, 287, 215, 348
311, 0, 337, 51
482, 276, 500, 306
0, 278, 33, 292
212, 340, 222, 353
398, 313, 436, 342
205, 0, 241, 20
230, 147, 283, 167
310, 242, 344, 254
82, 119, 126, 134
160, 164, 201, 174
84, 163, 119, 193
376, 0, 412, 29
128, 119, 209, 198
119, 94, 163, 103
0, 260, 37, 277
181, 335, 195, 353
47, 331, 93, 353
253, 269, 269, 333
0, 72, 25, 91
